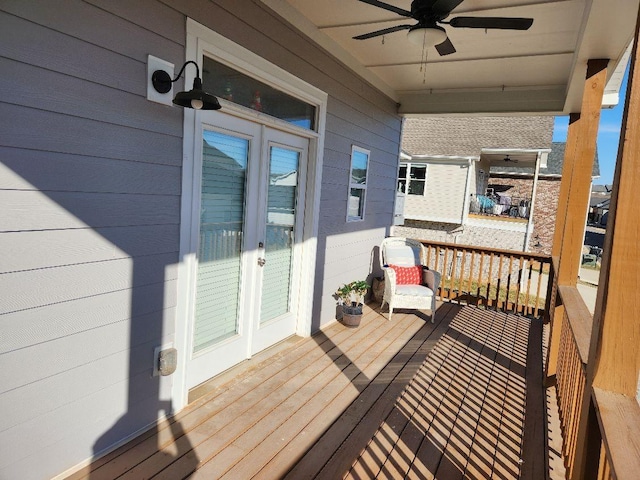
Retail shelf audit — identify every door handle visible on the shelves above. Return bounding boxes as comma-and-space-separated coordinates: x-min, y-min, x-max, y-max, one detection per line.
258, 257, 266, 267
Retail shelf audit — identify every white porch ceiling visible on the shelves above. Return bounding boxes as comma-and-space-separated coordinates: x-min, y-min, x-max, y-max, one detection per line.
263, 0, 638, 115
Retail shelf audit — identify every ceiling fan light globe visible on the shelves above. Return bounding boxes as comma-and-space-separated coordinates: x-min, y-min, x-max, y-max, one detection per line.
407, 26, 447, 47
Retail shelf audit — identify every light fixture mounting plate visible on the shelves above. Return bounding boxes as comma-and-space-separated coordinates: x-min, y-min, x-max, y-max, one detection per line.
152, 70, 172, 94
147, 55, 174, 106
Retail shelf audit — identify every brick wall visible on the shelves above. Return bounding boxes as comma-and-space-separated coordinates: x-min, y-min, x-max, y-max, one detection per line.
530, 178, 561, 255
488, 175, 560, 255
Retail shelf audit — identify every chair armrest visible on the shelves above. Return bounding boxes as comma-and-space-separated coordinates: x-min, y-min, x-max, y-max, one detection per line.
383, 266, 397, 296
423, 268, 441, 294
383, 266, 397, 287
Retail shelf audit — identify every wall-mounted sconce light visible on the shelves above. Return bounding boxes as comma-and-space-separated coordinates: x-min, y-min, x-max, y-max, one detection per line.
151, 60, 221, 110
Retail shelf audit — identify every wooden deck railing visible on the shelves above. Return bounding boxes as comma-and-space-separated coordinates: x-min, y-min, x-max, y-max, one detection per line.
552, 282, 640, 479
418, 240, 554, 320
414, 240, 639, 479
554, 285, 592, 478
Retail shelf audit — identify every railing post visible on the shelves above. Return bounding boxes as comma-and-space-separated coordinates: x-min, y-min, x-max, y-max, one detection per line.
543, 58, 609, 480
545, 59, 608, 384
582, 6, 640, 478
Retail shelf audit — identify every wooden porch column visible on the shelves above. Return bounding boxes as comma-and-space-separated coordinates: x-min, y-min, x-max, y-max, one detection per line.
590, 32, 640, 401
574, 25, 640, 478
551, 112, 581, 260
556, 60, 608, 286
546, 60, 608, 381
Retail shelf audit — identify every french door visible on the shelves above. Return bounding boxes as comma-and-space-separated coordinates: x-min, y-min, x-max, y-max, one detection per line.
186, 113, 308, 389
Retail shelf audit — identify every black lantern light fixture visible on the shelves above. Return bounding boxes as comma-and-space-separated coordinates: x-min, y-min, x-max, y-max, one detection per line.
152, 60, 221, 110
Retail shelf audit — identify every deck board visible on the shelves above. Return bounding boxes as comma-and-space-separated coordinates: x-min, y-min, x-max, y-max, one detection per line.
72, 302, 549, 480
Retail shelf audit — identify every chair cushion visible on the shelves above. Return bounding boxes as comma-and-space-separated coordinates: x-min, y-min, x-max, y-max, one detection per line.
385, 245, 420, 267
389, 265, 422, 285
396, 284, 434, 296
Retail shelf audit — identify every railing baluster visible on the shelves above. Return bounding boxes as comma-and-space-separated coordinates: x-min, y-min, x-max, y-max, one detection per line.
505, 254, 514, 312
534, 259, 544, 318
476, 252, 485, 307
487, 252, 495, 309
468, 250, 475, 302
442, 247, 450, 300
458, 248, 467, 303
414, 240, 552, 320
497, 254, 505, 311
516, 256, 525, 314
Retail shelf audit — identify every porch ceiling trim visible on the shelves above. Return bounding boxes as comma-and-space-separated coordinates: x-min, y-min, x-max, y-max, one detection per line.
263, 0, 638, 116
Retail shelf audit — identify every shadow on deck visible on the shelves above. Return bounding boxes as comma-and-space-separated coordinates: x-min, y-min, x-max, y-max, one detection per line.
68, 302, 548, 479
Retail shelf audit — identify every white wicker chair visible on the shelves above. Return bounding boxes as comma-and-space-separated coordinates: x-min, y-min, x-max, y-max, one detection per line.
379, 237, 440, 322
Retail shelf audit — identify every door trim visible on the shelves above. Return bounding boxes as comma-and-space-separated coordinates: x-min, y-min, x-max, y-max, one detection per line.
172, 19, 327, 410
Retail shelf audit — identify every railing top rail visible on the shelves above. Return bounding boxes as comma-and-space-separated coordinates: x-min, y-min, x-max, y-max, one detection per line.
592, 387, 640, 480
416, 239, 552, 262
558, 285, 593, 363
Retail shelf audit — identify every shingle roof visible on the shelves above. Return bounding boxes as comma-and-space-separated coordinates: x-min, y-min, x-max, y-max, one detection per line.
402, 116, 554, 156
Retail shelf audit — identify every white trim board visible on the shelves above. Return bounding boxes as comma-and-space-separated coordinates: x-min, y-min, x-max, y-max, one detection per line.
172, 18, 328, 411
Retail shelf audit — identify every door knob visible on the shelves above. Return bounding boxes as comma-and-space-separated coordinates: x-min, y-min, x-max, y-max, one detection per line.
258, 257, 266, 267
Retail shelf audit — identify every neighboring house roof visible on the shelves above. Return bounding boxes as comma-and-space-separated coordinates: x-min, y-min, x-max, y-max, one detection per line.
491, 142, 600, 178
402, 116, 554, 157
590, 184, 612, 209
592, 184, 613, 193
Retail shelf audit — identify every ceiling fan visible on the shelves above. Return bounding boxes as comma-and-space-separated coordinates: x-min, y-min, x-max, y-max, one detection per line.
353, 0, 534, 56
503, 155, 519, 163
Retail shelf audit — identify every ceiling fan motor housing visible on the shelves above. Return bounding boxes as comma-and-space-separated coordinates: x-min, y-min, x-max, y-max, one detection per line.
411, 0, 450, 23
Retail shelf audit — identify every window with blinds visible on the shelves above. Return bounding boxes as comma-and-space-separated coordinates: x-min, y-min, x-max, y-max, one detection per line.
193, 131, 248, 352
260, 146, 300, 323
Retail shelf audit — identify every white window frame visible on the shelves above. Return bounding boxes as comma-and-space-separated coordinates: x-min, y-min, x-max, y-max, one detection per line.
347, 146, 370, 222
398, 162, 428, 196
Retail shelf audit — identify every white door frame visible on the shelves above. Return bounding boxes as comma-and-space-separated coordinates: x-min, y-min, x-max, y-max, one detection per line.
172, 19, 327, 410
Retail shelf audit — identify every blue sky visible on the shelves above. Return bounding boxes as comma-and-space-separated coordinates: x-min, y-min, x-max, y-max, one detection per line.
552, 66, 628, 186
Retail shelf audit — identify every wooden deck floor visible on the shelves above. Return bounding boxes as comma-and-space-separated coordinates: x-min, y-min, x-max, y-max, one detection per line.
69, 302, 547, 480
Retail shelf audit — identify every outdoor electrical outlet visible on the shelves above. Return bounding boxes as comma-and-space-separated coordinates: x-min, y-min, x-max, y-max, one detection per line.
153, 345, 177, 376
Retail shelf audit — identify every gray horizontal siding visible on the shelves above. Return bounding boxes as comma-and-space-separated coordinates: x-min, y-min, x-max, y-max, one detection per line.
0, 2, 184, 479
0, 1, 403, 479
0, 252, 178, 315
0, 225, 179, 273
0, 276, 177, 347
0, 57, 182, 138
0, 147, 181, 195
0, 103, 182, 165
1, 191, 180, 231
0, 359, 173, 480
1, 305, 176, 401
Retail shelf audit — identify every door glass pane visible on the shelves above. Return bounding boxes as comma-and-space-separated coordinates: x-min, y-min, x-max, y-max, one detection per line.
194, 131, 248, 352
260, 146, 299, 324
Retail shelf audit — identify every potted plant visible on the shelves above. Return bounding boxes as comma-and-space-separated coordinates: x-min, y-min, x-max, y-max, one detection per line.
336, 280, 369, 327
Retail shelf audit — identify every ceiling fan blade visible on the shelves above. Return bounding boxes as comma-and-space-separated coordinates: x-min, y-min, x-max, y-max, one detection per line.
430, 0, 465, 16
435, 37, 456, 56
355, 0, 413, 17
353, 24, 412, 40
449, 16, 534, 30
